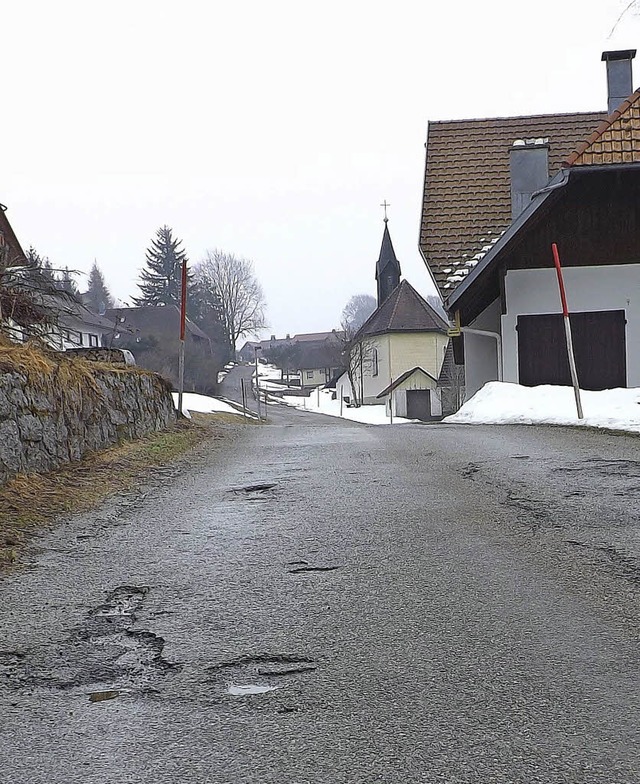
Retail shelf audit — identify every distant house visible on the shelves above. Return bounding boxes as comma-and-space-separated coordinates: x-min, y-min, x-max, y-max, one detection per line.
53, 302, 115, 349
0, 205, 117, 350
294, 341, 345, 390
420, 49, 640, 400
106, 305, 222, 393
237, 330, 345, 364
338, 220, 449, 419
238, 334, 292, 363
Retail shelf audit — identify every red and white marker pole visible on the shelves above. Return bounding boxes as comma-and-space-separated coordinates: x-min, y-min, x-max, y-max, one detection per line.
177, 258, 188, 416
551, 243, 583, 420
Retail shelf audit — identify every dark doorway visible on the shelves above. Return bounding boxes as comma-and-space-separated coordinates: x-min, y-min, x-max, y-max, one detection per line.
517, 310, 627, 390
406, 389, 432, 420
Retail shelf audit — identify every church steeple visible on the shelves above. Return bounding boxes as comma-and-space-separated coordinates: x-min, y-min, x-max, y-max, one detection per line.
375, 210, 401, 306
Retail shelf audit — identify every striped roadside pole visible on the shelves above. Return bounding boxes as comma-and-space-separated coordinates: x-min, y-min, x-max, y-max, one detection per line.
551, 243, 584, 420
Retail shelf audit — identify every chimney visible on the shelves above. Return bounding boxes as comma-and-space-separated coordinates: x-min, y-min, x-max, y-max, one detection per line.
509, 139, 549, 220
602, 50, 636, 114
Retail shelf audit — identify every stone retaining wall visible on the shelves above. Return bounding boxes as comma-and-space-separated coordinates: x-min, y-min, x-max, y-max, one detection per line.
0, 367, 177, 484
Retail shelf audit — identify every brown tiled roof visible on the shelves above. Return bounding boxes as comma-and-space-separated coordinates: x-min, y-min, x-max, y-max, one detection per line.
106, 305, 211, 342
354, 280, 448, 340
564, 90, 640, 166
294, 342, 344, 371
294, 331, 344, 342
420, 111, 607, 295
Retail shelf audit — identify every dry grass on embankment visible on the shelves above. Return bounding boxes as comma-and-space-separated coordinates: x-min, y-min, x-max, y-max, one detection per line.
0, 411, 255, 571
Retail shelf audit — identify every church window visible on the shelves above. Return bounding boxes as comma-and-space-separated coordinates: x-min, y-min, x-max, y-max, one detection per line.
372, 348, 379, 376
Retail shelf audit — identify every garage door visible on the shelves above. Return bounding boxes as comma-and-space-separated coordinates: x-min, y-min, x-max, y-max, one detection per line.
406, 389, 432, 420
517, 310, 627, 391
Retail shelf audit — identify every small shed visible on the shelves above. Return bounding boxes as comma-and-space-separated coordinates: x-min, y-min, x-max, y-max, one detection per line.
376, 366, 441, 420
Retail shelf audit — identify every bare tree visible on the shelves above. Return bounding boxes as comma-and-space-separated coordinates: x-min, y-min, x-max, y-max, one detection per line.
194, 250, 267, 351
341, 294, 376, 336
608, 1, 638, 36
338, 293, 378, 407
0, 244, 81, 343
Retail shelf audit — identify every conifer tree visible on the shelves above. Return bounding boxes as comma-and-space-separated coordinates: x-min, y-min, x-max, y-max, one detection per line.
133, 226, 192, 307
86, 261, 115, 313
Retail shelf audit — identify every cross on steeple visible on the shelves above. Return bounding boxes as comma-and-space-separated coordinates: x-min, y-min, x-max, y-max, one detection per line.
380, 200, 391, 223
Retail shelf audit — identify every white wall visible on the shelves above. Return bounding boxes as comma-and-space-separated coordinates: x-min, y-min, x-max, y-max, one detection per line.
464, 298, 501, 397
503, 264, 640, 386
359, 333, 448, 404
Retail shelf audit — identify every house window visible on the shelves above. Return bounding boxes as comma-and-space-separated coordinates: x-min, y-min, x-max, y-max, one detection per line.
88, 334, 99, 347
306, 371, 313, 379
372, 348, 379, 376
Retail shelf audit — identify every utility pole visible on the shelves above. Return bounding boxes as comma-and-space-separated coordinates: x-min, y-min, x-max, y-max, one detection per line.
254, 346, 262, 420
177, 257, 188, 415
240, 378, 248, 421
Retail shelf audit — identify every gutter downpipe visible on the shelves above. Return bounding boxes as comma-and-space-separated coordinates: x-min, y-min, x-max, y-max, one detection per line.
460, 327, 503, 382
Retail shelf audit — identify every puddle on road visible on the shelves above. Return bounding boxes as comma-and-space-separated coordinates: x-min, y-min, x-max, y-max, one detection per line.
226, 683, 280, 696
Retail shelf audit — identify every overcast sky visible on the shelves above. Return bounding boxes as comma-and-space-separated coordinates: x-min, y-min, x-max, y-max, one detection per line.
3, 0, 639, 338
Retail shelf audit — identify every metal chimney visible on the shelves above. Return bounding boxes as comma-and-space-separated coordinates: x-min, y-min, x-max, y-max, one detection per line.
602, 49, 636, 114
509, 139, 549, 220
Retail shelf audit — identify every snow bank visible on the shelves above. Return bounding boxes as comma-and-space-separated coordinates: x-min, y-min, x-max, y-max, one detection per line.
445, 382, 640, 434
171, 392, 254, 419
282, 388, 415, 425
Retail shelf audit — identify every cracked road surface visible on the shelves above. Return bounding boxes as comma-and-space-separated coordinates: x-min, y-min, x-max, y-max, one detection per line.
0, 395, 639, 782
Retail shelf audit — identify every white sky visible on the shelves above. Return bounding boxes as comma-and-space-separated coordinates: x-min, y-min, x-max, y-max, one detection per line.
3, 0, 639, 338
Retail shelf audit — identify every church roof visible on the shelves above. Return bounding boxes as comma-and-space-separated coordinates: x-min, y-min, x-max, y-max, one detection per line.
375, 222, 401, 279
353, 280, 449, 340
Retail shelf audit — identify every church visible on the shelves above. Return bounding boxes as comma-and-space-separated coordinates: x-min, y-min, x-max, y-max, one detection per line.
336, 218, 450, 420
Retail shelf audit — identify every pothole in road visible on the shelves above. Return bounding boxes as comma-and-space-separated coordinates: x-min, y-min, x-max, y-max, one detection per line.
230, 482, 279, 495
91, 585, 150, 619
208, 653, 317, 698
288, 565, 341, 574
0, 585, 181, 699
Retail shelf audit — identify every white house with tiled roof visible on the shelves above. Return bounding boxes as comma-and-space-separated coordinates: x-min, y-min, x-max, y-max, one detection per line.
420, 49, 640, 400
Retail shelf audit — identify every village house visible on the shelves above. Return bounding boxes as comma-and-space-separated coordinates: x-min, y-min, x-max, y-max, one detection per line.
238, 330, 344, 364
0, 204, 116, 349
106, 305, 223, 393
420, 50, 640, 399
294, 339, 345, 390
337, 219, 449, 419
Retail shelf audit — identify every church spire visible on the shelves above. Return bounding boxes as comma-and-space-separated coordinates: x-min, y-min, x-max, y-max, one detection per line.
375, 209, 401, 306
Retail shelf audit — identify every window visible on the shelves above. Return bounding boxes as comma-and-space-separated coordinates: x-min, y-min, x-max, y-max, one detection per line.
88, 334, 99, 347
306, 371, 313, 379
372, 348, 379, 376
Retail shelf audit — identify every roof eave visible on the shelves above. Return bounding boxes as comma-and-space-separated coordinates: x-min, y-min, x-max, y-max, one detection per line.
445, 168, 570, 310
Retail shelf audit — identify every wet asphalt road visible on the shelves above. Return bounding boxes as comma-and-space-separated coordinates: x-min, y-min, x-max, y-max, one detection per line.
0, 368, 639, 783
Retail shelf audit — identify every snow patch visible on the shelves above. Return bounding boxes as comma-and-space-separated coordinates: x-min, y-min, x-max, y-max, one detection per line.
445, 382, 640, 435
282, 388, 416, 425
172, 392, 255, 418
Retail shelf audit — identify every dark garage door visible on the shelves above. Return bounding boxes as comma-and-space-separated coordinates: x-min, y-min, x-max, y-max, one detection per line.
517, 310, 627, 391
406, 389, 432, 420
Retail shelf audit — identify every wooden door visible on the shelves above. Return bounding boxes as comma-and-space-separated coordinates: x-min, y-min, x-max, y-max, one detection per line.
406, 389, 432, 420
517, 310, 626, 390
